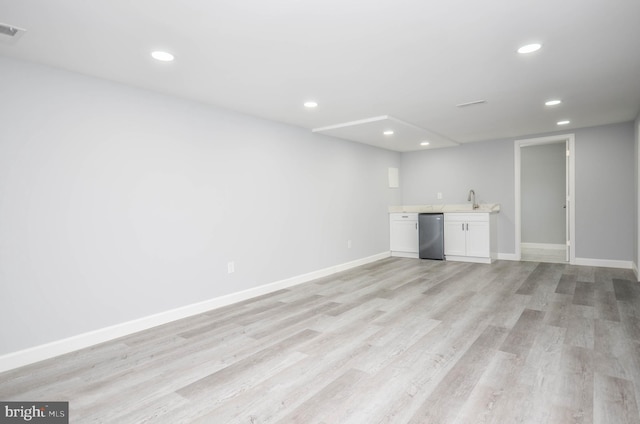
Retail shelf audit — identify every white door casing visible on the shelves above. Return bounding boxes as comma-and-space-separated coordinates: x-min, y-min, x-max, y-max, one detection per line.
514, 134, 576, 264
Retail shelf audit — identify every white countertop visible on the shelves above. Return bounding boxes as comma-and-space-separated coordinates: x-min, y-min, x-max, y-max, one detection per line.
388, 203, 500, 213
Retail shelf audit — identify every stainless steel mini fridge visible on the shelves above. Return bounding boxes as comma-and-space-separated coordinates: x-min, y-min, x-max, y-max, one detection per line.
418, 213, 445, 260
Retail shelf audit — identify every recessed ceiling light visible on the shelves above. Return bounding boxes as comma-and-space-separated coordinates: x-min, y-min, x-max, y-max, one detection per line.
151, 51, 174, 62
303, 101, 318, 108
420, 141, 430, 146
517, 43, 542, 54
383, 130, 394, 135
545, 99, 562, 106
557, 120, 570, 125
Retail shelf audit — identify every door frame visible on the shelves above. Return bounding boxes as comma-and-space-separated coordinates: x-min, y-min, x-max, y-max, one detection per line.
514, 133, 576, 263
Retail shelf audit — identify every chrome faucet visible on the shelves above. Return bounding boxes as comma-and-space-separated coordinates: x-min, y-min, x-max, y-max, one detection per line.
467, 189, 479, 209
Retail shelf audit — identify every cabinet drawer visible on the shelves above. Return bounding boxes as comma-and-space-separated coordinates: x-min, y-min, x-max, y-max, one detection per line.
390, 213, 418, 221
444, 213, 489, 223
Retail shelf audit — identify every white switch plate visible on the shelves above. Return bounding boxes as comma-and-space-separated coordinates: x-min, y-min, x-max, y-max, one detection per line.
227, 261, 235, 274
437, 192, 443, 199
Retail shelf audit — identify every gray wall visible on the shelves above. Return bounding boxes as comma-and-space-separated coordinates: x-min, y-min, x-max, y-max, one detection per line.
400, 138, 517, 254
1, 54, 636, 356
636, 112, 640, 276
401, 122, 635, 261
0, 57, 401, 355
521, 143, 566, 244
574, 123, 635, 261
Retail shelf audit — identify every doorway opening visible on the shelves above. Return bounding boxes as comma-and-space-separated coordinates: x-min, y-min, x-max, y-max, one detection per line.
515, 134, 575, 264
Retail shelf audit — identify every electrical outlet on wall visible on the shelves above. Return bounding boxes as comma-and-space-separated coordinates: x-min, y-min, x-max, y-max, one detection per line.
227, 261, 235, 274
347, 240, 352, 249
437, 192, 443, 200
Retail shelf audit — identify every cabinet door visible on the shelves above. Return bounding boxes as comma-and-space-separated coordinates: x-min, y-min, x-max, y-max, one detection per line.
444, 220, 466, 256
390, 220, 418, 253
466, 221, 490, 257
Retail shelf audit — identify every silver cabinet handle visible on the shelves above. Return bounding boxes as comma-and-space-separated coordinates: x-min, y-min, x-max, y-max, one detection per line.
466, 223, 469, 231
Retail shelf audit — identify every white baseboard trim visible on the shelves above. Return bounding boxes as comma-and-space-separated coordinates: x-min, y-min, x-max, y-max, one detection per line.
633, 262, 639, 282
445, 255, 491, 264
497, 253, 520, 261
390, 251, 419, 259
0, 252, 390, 373
573, 257, 633, 269
496, 252, 633, 270
521, 243, 566, 250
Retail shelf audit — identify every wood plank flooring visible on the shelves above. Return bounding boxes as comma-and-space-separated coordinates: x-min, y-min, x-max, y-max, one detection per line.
521, 245, 567, 264
2, 258, 640, 423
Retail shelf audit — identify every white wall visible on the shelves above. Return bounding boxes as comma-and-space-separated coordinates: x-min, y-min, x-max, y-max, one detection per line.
401, 122, 635, 261
0, 57, 401, 355
521, 143, 566, 245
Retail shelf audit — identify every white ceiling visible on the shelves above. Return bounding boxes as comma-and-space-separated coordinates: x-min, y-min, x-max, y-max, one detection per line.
1, 0, 639, 152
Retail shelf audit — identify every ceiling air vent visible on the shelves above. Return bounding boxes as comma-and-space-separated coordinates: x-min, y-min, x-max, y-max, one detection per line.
456, 100, 487, 108
0, 23, 26, 42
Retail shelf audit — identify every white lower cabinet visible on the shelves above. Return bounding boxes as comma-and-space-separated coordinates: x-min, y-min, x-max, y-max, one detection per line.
389, 213, 418, 258
444, 213, 496, 263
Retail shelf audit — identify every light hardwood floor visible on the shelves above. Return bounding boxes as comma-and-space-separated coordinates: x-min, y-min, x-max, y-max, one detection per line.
521, 245, 567, 264
2, 258, 640, 423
